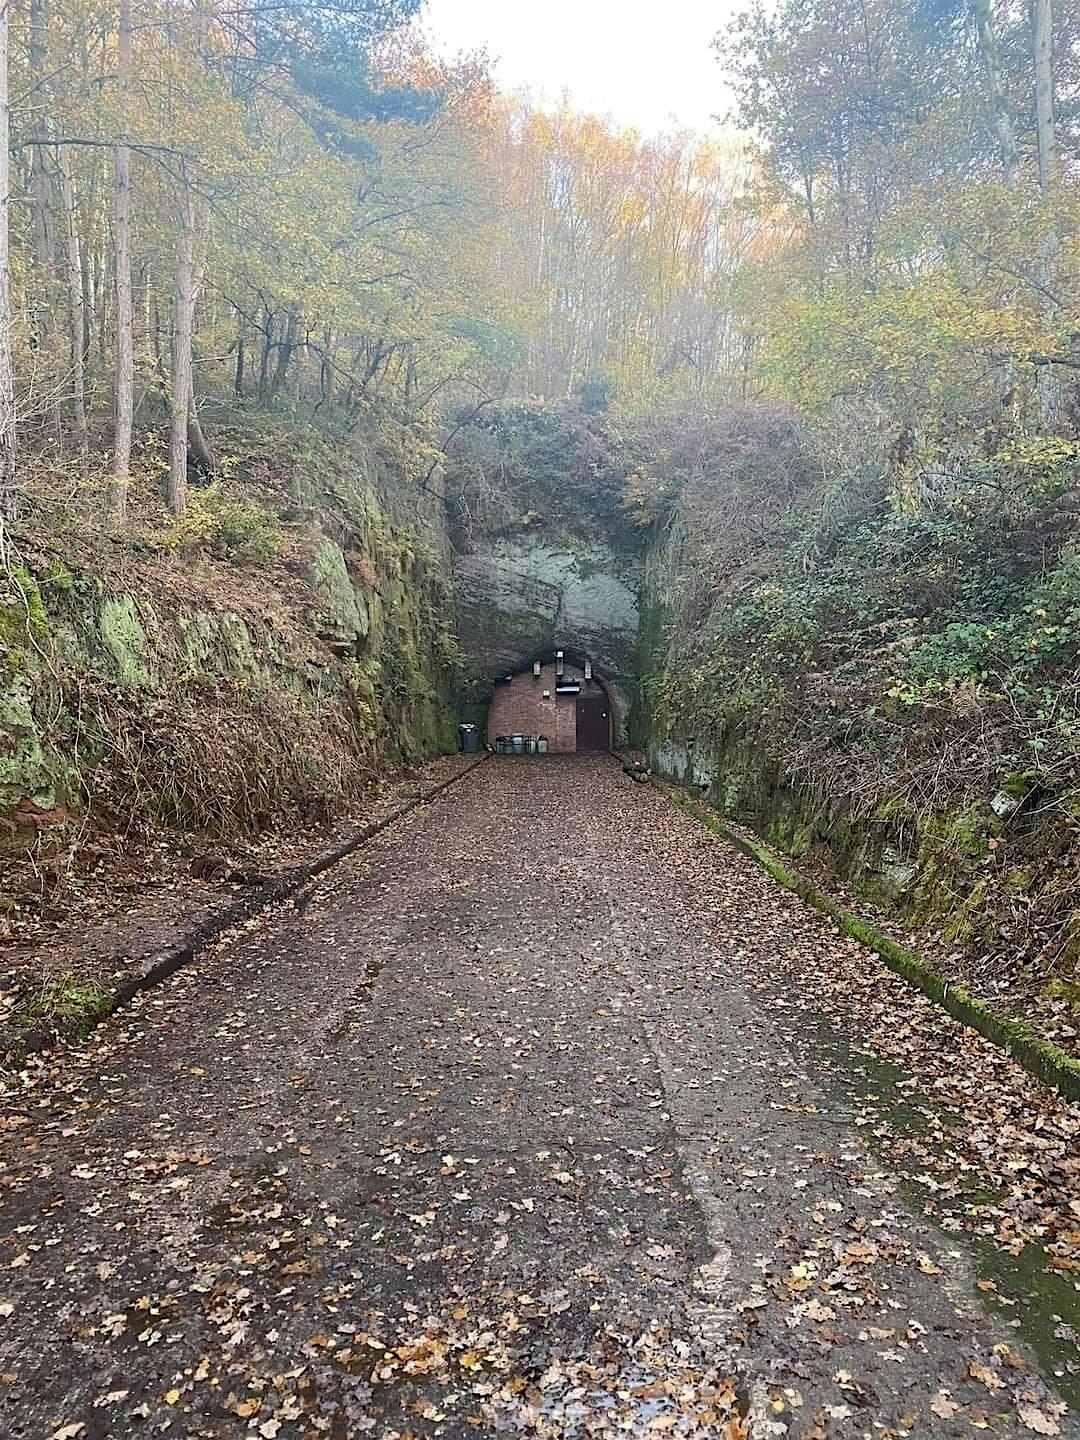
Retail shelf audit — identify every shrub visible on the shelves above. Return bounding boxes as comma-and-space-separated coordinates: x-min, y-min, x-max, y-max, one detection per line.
907, 550, 1080, 692
169, 485, 283, 566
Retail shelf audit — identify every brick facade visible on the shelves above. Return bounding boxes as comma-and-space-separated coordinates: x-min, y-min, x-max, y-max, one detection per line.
486, 663, 613, 753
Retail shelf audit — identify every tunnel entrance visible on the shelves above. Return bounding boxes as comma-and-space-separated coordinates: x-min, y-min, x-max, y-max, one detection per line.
486, 650, 617, 753
575, 691, 611, 753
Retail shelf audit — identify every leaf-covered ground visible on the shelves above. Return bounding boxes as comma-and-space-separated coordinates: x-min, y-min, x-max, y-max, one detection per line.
0, 758, 1077, 1438
1, 755, 476, 1055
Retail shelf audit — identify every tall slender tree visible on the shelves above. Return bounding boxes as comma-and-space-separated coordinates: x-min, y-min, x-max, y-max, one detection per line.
167, 181, 196, 517
59, 151, 87, 462
0, 0, 16, 522
1032, 0, 1061, 424
111, 0, 134, 522
28, 0, 53, 353
972, 0, 1019, 187
1033, 0, 1055, 194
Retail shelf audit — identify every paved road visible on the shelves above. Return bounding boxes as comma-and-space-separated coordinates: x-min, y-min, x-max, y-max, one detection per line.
1, 759, 1074, 1438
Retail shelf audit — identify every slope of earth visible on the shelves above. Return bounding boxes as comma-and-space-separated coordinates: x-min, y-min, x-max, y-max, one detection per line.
0, 755, 477, 1059
0, 759, 1077, 1439
3, 413, 460, 958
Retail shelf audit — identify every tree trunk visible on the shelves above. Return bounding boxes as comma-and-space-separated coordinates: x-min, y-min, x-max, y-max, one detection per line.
151, 291, 164, 367
0, 6, 17, 521
187, 404, 216, 473
272, 309, 297, 395
79, 239, 92, 367
1032, 0, 1061, 424
110, 0, 134, 522
1029, 0, 1060, 423
973, 0, 1019, 188
258, 314, 273, 400
29, 0, 53, 353
1033, 0, 1055, 194
234, 323, 245, 399
59, 150, 87, 463
168, 187, 197, 517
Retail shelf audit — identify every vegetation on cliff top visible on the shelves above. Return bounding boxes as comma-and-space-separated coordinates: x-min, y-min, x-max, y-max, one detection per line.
626, 0, 1079, 1009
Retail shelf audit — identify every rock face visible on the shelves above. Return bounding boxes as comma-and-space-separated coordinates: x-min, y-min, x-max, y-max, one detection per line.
639, 511, 1080, 979
1, 474, 459, 844
454, 538, 640, 745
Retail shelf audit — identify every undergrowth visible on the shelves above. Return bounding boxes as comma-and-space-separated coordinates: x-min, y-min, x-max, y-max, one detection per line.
640, 406, 1080, 983
644, 411, 1080, 818
2, 408, 458, 909
17, 971, 114, 1034
68, 676, 376, 837
162, 485, 284, 567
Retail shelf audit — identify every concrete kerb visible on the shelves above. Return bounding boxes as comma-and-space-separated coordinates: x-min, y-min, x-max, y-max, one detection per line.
7, 755, 490, 1066
657, 779, 1080, 1105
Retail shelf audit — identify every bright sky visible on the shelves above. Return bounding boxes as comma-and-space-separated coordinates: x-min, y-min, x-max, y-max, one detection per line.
420, 0, 737, 137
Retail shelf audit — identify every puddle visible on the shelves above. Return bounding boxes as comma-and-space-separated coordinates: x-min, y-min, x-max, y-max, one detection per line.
804, 1018, 1080, 1409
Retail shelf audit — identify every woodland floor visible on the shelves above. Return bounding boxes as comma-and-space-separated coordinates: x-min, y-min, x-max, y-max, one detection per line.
1, 757, 1078, 1440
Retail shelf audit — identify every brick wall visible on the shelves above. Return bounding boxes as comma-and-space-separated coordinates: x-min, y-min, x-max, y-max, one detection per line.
487, 663, 585, 753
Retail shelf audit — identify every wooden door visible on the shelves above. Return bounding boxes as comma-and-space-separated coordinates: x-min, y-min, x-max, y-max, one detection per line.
575, 691, 610, 752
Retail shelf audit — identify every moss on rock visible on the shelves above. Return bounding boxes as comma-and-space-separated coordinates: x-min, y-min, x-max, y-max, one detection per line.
0, 567, 47, 656
0, 673, 54, 812
98, 594, 152, 685
308, 539, 369, 651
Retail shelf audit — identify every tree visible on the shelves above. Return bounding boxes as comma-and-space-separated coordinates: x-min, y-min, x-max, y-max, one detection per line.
58, 149, 87, 461
1033, 0, 1055, 194
1031, 0, 1061, 425
27, 0, 53, 350
972, 0, 1020, 187
167, 181, 196, 517
111, 0, 134, 522
0, 0, 16, 522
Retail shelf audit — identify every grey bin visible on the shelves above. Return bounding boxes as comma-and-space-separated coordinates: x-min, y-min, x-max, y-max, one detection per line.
537, 736, 550, 754
524, 736, 538, 754
511, 734, 526, 755
458, 723, 480, 754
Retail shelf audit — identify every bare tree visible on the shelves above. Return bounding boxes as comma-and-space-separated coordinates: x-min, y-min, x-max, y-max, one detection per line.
973, 0, 1019, 188
59, 150, 87, 461
1032, 0, 1061, 425
28, 0, 53, 350
0, 0, 17, 521
110, 0, 134, 522
1033, 0, 1055, 194
167, 182, 196, 517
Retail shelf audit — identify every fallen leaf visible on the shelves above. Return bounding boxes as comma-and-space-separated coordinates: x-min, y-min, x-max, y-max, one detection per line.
1018, 1403, 1062, 1435
969, 1361, 1004, 1392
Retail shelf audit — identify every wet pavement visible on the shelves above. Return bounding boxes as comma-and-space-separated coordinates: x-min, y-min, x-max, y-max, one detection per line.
0, 757, 1076, 1438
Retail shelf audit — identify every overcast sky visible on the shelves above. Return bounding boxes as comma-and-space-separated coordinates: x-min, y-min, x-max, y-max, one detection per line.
420, 0, 737, 137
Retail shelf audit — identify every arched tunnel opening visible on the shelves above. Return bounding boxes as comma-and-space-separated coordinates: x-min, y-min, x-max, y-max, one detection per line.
485, 647, 619, 754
